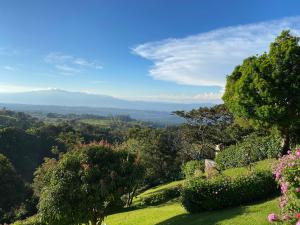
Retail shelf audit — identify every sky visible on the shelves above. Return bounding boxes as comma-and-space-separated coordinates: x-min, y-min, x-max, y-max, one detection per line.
1, 0, 300, 103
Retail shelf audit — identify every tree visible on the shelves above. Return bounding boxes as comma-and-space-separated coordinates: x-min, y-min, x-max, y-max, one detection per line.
128, 127, 182, 184
0, 154, 26, 223
38, 143, 143, 225
115, 139, 145, 207
223, 30, 300, 155
174, 105, 238, 159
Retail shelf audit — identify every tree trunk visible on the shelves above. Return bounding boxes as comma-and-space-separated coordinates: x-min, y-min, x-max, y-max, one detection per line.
280, 128, 290, 156
126, 185, 137, 207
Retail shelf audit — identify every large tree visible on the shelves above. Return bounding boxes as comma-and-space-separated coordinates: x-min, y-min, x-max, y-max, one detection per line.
223, 30, 300, 155
38, 143, 143, 225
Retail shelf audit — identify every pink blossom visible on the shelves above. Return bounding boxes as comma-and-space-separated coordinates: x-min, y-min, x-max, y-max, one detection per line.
281, 182, 289, 194
296, 188, 300, 193
268, 213, 278, 222
296, 220, 300, 225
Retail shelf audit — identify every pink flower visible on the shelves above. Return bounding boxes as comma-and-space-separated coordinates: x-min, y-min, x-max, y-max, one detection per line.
281, 182, 289, 194
268, 213, 278, 222
296, 188, 300, 193
296, 150, 300, 156
297, 220, 300, 225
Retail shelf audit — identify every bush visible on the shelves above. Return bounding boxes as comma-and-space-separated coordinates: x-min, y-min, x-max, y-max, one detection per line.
139, 187, 181, 206
181, 170, 278, 213
267, 149, 300, 224
13, 216, 44, 225
182, 160, 205, 178
216, 133, 281, 170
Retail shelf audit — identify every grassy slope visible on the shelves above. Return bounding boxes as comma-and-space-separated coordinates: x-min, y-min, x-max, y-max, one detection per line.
105, 159, 278, 225
105, 198, 278, 225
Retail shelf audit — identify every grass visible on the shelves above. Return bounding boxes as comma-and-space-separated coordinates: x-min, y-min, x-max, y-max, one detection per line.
132, 180, 184, 206
105, 198, 279, 225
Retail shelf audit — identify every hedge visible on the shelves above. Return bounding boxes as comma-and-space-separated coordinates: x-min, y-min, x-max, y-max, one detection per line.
215, 133, 281, 170
181, 170, 278, 213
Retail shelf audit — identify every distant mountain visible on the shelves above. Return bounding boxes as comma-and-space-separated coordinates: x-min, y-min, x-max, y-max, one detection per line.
0, 89, 212, 112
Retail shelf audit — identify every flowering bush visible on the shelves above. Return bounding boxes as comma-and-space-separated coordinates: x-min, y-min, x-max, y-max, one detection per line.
268, 149, 300, 225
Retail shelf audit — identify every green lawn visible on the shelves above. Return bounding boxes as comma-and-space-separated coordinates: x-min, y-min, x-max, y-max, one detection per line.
133, 180, 184, 205
105, 198, 278, 225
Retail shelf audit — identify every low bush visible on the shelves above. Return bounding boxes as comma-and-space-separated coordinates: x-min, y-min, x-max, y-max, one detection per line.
182, 160, 205, 178
216, 133, 281, 170
139, 187, 181, 206
181, 170, 278, 213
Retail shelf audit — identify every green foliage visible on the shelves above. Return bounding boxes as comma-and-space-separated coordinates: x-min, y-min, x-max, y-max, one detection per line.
181, 170, 278, 213
128, 127, 182, 184
182, 160, 205, 178
32, 158, 57, 198
0, 154, 27, 223
37, 143, 144, 225
216, 133, 281, 170
12, 216, 44, 225
223, 31, 300, 153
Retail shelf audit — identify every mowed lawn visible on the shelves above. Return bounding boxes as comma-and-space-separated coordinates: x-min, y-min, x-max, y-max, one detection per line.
105, 198, 279, 225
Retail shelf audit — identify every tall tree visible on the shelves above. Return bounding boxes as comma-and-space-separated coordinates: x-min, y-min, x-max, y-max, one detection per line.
223, 30, 300, 155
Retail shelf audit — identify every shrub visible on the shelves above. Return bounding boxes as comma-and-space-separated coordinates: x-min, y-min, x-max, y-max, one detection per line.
181, 170, 278, 213
267, 149, 300, 224
12, 216, 44, 225
216, 133, 281, 170
182, 160, 205, 178
139, 187, 181, 206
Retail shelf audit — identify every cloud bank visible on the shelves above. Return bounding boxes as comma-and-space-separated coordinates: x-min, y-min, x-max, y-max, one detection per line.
118, 91, 223, 104
133, 16, 300, 87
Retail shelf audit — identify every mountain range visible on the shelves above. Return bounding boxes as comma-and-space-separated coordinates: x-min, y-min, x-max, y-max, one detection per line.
0, 89, 213, 124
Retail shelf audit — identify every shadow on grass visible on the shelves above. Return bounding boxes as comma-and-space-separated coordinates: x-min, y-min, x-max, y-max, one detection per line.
155, 206, 246, 225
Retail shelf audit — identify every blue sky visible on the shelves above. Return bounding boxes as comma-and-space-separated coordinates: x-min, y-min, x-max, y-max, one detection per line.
1, 0, 300, 103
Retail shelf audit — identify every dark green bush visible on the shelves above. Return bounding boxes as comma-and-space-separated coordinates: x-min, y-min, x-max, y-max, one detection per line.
181, 170, 278, 213
215, 133, 281, 170
139, 187, 181, 206
182, 160, 205, 178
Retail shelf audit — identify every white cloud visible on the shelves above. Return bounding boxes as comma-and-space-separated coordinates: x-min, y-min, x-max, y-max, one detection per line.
133, 16, 300, 87
45, 52, 102, 75
0, 83, 47, 93
116, 91, 223, 104
3, 65, 17, 71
